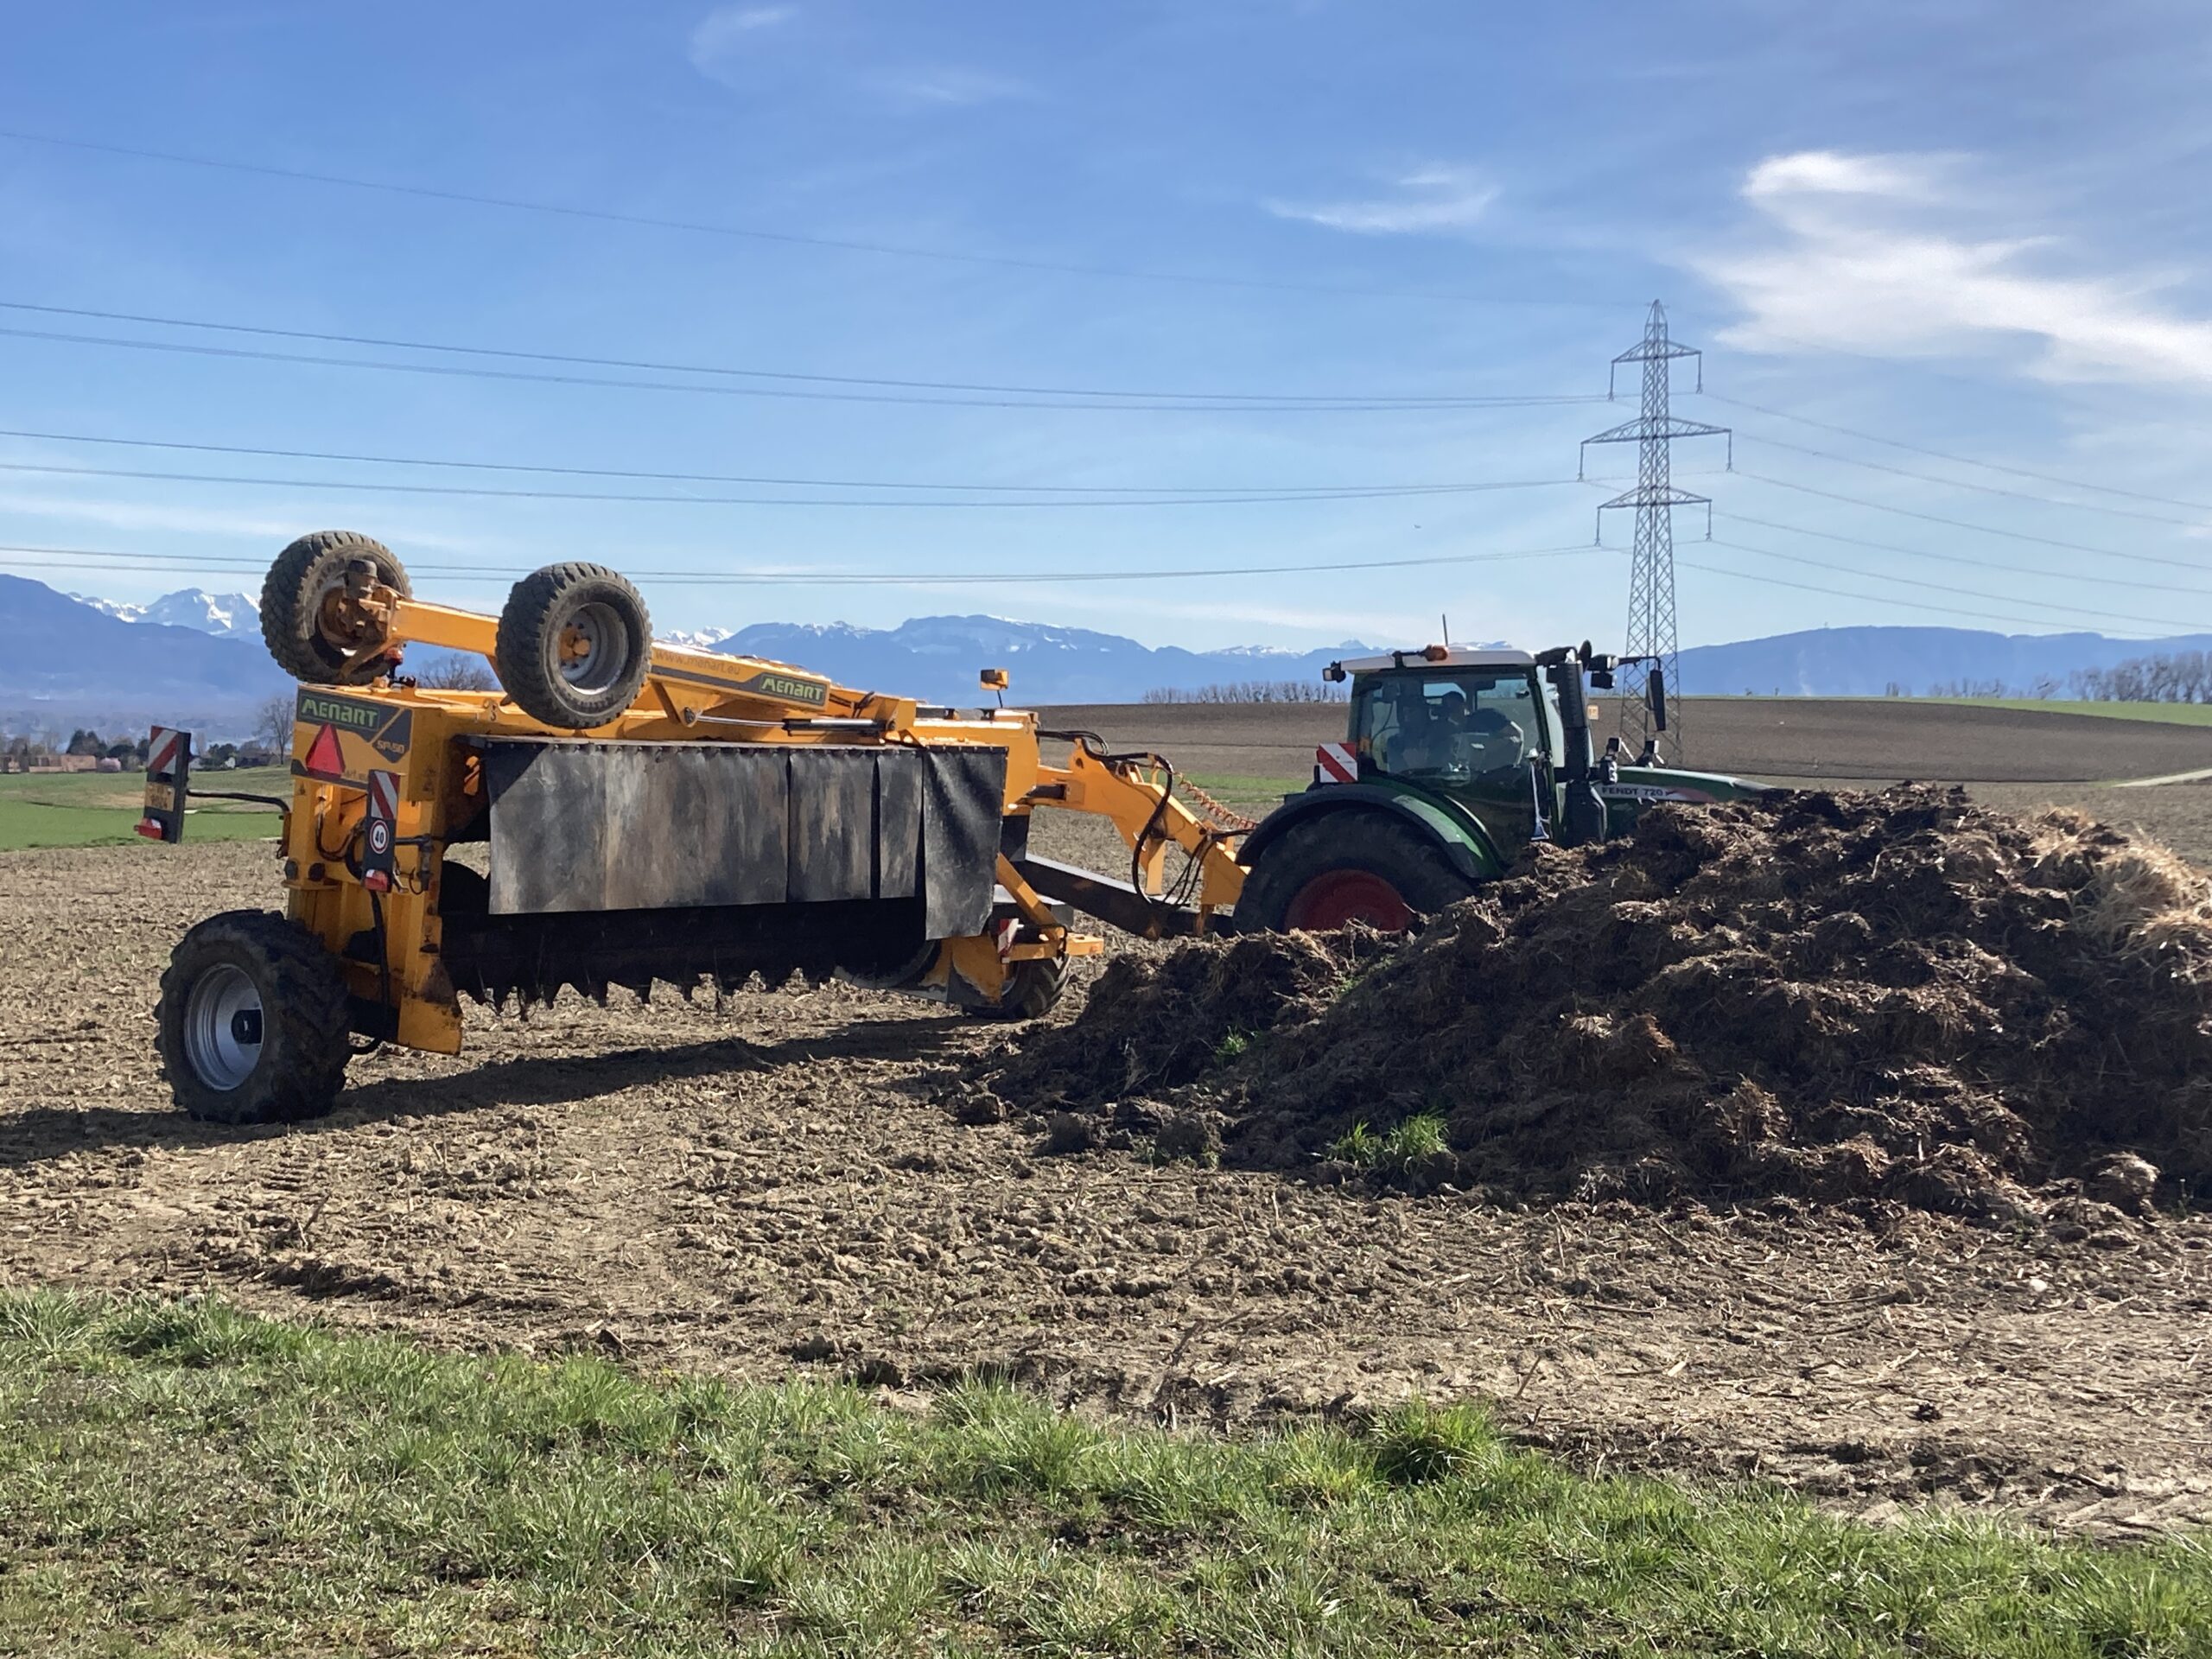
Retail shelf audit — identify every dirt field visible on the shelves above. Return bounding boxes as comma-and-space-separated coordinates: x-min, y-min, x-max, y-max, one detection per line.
5, 833, 2209, 1538
1046, 698, 2212, 864
1051, 696, 2212, 786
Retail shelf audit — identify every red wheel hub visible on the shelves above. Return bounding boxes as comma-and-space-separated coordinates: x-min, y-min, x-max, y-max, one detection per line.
1284, 868, 1414, 931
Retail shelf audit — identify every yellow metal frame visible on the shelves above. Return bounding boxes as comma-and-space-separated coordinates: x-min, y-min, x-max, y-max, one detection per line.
276, 588, 1243, 1055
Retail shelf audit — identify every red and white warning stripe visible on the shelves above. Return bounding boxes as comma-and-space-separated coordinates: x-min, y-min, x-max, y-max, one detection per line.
365, 769, 400, 822
1314, 742, 1359, 785
147, 725, 185, 779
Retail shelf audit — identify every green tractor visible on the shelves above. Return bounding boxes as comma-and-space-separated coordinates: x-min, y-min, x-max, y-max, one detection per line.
1233, 644, 1767, 931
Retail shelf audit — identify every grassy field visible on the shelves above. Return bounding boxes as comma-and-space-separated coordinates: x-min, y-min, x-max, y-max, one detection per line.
1921, 698, 2212, 728
3, 1294, 2205, 1658
0, 766, 286, 851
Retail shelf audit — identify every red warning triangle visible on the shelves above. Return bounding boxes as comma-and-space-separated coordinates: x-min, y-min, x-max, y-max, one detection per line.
303, 723, 346, 778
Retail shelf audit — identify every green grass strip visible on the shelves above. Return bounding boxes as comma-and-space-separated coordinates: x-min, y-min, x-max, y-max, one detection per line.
1, 1291, 2205, 1656
0, 766, 288, 850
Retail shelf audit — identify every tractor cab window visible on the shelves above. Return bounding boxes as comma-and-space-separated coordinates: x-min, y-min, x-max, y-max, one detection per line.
1353, 670, 1544, 780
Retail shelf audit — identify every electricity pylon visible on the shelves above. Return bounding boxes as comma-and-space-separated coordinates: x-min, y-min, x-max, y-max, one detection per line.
1580, 302, 1729, 763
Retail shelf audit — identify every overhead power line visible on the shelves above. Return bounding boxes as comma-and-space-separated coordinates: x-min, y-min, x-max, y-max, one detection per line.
0, 423, 1565, 499
0, 128, 1630, 310
1739, 431, 2210, 530
1707, 534, 2212, 634
1706, 392, 2212, 512
1724, 509, 2212, 598
1732, 470, 2211, 571
0, 300, 1588, 410
1679, 555, 2180, 641
0, 455, 1582, 510
0, 538, 1611, 586
0, 322, 1605, 414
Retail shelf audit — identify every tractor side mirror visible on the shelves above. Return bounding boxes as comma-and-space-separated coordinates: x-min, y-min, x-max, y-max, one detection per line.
979, 668, 1008, 691
1589, 667, 1615, 690
1646, 666, 1669, 733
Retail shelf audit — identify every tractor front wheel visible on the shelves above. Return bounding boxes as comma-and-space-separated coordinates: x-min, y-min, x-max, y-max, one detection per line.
156, 911, 353, 1124
1236, 813, 1475, 933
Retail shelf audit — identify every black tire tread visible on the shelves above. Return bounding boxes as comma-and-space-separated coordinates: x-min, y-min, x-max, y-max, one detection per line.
156, 910, 353, 1124
963, 956, 1071, 1021
1235, 810, 1476, 933
493, 562, 652, 728
259, 530, 412, 684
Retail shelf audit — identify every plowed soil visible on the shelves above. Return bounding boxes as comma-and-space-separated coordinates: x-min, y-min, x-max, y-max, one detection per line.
1047, 697, 2212, 787
4, 834, 2211, 1537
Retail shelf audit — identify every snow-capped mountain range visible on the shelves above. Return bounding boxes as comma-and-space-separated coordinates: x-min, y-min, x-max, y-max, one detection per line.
73, 588, 262, 639
0, 582, 1378, 734
19, 578, 2212, 740
699, 616, 1372, 703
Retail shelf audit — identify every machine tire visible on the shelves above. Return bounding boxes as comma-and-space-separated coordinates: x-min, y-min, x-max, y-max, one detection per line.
261, 531, 412, 684
965, 956, 1071, 1021
494, 563, 652, 728
156, 910, 353, 1124
1236, 811, 1475, 933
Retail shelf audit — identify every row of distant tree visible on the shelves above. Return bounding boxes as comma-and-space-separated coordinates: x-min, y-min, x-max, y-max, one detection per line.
2063, 651, 2212, 703
1151, 658, 2212, 705
2, 694, 302, 769
0, 728, 279, 769
1141, 679, 1349, 704
1877, 650, 2212, 704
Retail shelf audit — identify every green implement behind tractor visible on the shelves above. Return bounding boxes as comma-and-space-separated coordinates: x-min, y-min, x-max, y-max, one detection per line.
1230, 644, 1767, 931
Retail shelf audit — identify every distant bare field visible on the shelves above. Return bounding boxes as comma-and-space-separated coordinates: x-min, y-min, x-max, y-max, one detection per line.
1036, 696, 2212, 864
1038, 696, 2212, 787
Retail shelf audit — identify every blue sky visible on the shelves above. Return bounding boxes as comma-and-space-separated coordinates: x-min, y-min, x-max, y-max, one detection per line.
0, 0, 2208, 653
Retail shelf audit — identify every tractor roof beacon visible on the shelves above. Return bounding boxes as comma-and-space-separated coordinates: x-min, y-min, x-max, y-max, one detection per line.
1229, 642, 1768, 934
141, 537, 1761, 1125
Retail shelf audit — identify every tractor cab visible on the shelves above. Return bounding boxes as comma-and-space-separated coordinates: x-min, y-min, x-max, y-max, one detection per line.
1338, 649, 1564, 855
1230, 642, 1769, 934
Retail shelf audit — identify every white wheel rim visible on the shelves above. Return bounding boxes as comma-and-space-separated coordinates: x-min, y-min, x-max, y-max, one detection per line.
183, 963, 264, 1091
556, 602, 626, 694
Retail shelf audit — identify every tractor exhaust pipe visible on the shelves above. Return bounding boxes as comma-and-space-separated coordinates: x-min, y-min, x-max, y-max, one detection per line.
1542, 652, 1610, 849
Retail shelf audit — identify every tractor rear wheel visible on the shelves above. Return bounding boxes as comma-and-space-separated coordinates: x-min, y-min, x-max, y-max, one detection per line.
261, 531, 413, 684
156, 911, 353, 1124
1236, 813, 1475, 933
494, 563, 653, 728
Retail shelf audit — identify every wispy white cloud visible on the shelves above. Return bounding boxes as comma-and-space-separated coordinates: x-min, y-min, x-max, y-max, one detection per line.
685, 7, 1030, 111
1741, 149, 1954, 204
868, 66, 1034, 108
1265, 165, 1497, 237
687, 4, 796, 80
1700, 149, 2212, 387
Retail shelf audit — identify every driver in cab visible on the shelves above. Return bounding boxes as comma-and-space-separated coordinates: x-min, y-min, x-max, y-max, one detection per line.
1410, 688, 1526, 775
1398, 689, 1470, 772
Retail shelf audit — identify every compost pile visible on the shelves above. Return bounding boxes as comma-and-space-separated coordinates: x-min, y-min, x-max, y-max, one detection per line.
988, 787, 2212, 1217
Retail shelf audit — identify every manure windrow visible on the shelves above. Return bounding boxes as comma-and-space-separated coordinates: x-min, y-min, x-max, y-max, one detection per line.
985, 787, 2212, 1219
